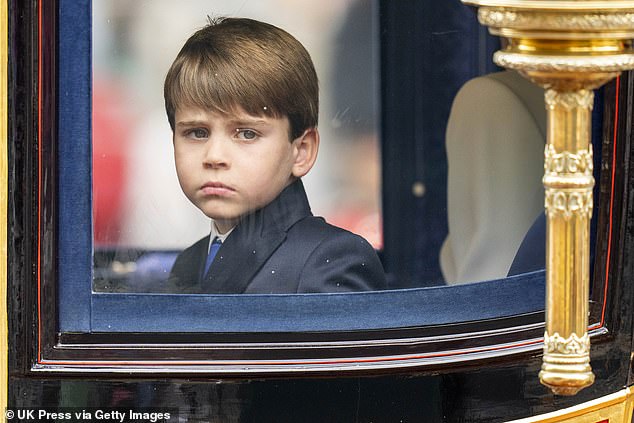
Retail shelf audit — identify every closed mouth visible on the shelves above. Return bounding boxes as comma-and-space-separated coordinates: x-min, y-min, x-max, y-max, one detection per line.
201, 182, 234, 190
200, 182, 236, 196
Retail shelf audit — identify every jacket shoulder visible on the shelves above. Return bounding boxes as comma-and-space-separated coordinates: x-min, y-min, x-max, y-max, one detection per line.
288, 217, 387, 292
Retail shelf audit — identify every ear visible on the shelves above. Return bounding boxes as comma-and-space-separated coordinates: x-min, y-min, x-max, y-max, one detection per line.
291, 127, 320, 178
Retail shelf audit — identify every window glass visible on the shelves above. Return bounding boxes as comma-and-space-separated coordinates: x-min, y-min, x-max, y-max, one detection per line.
92, 0, 382, 293
89, 0, 565, 294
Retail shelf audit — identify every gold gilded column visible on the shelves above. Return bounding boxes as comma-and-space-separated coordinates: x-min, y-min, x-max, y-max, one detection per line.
461, 1, 634, 395
541, 88, 594, 395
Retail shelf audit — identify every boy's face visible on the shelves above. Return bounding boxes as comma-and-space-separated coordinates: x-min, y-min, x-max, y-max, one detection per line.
173, 106, 309, 232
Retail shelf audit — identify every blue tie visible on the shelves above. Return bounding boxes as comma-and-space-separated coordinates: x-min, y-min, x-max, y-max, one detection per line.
203, 237, 222, 277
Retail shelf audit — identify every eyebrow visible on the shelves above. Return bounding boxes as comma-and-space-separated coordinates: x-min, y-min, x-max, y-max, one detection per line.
175, 118, 269, 128
226, 117, 268, 126
175, 120, 207, 128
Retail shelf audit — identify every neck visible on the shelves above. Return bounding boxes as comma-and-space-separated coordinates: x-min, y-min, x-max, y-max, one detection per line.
214, 219, 236, 234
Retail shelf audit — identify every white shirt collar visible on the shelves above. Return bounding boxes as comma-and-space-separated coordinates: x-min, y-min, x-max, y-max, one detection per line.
209, 220, 235, 250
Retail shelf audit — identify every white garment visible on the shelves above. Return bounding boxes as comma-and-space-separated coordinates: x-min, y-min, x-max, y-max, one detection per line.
440, 71, 546, 284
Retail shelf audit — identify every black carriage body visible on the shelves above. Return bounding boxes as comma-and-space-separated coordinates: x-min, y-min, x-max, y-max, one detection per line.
7, 1, 634, 422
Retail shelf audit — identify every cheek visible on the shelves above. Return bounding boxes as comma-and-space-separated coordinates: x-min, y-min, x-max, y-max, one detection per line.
259, 151, 294, 182
174, 154, 196, 190
239, 156, 291, 196
174, 147, 197, 170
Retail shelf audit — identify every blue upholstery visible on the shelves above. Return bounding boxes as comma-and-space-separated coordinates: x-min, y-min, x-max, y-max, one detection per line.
58, 0, 92, 331
91, 272, 545, 332
508, 213, 545, 276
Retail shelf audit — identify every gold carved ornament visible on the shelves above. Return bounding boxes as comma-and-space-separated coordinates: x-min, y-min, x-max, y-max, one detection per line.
461, 0, 634, 397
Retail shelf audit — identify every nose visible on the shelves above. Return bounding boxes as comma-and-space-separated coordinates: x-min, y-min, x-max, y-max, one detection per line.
202, 137, 229, 169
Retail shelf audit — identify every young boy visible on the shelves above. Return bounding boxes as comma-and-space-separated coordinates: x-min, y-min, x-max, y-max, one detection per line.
163, 17, 385, 294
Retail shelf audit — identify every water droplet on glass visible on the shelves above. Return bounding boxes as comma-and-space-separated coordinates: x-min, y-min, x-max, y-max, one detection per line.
412, 181, 426, 197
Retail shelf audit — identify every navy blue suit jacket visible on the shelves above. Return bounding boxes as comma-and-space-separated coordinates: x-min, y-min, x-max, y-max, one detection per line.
167, 180, 386, 293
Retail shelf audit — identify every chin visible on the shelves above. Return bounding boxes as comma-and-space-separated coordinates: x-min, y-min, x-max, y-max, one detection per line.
202, 213, 240, 222
199, 207, 242, 222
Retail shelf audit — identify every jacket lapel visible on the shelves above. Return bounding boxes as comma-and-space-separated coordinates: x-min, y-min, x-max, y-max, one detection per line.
201, 179, 312, 293
203, 228, 287, 293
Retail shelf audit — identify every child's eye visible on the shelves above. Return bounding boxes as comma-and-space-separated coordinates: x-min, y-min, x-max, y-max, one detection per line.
185, 128, 208, 139
235, 129, 258, 141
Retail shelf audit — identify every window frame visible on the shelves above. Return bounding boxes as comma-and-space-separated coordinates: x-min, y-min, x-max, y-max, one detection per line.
14, 0, 623, 374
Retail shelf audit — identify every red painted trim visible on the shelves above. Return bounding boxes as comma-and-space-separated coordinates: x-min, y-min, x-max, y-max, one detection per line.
589, 76, 620, 333
601, 75, 620, 328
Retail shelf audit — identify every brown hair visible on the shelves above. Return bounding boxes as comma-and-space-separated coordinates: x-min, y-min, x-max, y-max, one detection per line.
164, 17, 319, 140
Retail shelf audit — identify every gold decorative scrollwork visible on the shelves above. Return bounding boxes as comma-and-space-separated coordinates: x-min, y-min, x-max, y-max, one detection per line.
479, 8, 634, 31
494, 51, 634, 73
544, 144, 593, 175
544, 89, 594, 111
544, 331, 590, 355
544, 189, 593, 220
467, 0, 634, 10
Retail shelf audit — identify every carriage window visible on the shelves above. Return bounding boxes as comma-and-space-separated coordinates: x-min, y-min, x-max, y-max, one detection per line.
91, 0, 382, 294
56, 0, 604, 333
